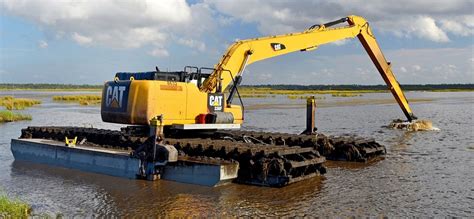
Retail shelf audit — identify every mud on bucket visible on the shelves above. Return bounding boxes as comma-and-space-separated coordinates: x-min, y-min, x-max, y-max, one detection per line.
389, 119, 439, 131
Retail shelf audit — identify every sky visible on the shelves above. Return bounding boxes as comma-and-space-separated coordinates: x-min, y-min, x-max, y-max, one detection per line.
0, 0, 473, 85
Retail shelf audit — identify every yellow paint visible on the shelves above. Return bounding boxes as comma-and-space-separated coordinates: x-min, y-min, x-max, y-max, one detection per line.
201, 15, 416, 121
110, 79, 244, 125
104, 15, 416, 126
160, 84, 183, 91
127, 80, 187, 125
65, 136, 77, 147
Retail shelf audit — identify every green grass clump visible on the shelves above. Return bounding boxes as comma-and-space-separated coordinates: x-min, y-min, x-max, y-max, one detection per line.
240, 94, 276, 98
53, 95, 101, 101
331, 93, 362, 97
0, 192, 31, 217
287, 95, 326, 100
238, 87, 370, 98
53, 95, 101, 105
0, 96, 41, 110
0, 110, 32, 123
79, 99, 102, 105
238, 87, 382, 96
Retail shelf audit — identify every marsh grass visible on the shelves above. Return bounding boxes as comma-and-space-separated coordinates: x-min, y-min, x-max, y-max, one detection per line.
427, 89, 473, 92
331, 93, 362, 97
53, 95, 101, 101
0, 96, 41, 110
53, 95, 102, 105
240, 94, 276, 98
239, 87, 382, 96
287, 95, 326, 100
79, 99, 102, 105
0, 110, 32, 123
0, 192, 31, 217
246, 98, 434, 110
239, 87, 368, 99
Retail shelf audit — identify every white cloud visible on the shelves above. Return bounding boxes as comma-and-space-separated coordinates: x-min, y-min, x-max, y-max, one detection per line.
410, 16, 449, 42
148, 48, 169, 57
116, 28, 167, 49
329, 39, 349, 46
217, 16, 236, 26
2, 0, 212, 55
244, 46, 473, 84
38, 40, 48, 48
383, 48, 472, 83
433, 64, 458, 79
177, 38, 206, 52
258, 73, 272, 80
440, 20, 464, 35
3, 0, 472, 56
412, 65, 422, 71
378, 16, 452, 42
206, 0, 473, 42
2, 0, 473, 85
72, 32, 92, 45
311, 68, 334, 77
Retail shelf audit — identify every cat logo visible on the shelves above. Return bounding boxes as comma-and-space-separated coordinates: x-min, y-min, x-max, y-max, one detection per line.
105, 85, 126, 108
271, 43, 286, 51
208, 93, 224, 112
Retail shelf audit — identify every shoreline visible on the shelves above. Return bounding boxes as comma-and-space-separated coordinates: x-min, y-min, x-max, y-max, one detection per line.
0, 88, 472, 92
1, 83, 472, 93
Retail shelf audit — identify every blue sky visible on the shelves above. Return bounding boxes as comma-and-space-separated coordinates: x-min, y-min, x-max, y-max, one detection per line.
1, 0, 473, 85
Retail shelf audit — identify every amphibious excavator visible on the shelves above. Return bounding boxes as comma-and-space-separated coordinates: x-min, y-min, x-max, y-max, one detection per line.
18, 15, 416, 187
101, 15, 417, 129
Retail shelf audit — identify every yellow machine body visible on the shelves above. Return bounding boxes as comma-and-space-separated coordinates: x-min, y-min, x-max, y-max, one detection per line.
101, 80, 243, 125
101, 15, 417, 127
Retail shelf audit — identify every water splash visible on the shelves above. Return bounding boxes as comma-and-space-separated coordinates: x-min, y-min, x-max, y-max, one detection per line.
389, 119, 440, 131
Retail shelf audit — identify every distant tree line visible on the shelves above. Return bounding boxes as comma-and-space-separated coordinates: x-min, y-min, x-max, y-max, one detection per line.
0, 83, 472, 91
241, 84, 474, 91
0, 83, 102, 90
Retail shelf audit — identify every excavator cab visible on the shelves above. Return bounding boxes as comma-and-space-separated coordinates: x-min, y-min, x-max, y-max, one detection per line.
112, 66, 215, 90
114, 68, 185, 82
184, 66, 212, 88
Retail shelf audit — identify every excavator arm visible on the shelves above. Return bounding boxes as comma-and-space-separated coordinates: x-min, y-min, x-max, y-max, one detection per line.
348, 16, 417, 121
201, 15, 417, 121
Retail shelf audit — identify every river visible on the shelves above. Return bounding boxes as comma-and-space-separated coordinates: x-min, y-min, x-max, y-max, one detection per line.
0, 91, 472, 217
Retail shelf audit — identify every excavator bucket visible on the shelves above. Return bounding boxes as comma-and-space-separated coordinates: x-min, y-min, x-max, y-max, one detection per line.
389, 119, 439, 131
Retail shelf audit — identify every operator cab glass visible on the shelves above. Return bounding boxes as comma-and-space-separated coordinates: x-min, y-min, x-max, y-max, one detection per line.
113, 66, 212, 89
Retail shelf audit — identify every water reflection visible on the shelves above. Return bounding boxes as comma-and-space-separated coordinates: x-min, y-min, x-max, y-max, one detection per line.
1, 91, 473, 217
10, 160, 325, 216
325, 158, 384, 170
389, 131, 416, 151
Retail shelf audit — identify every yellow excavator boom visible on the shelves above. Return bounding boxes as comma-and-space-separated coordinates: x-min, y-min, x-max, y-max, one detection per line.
201, 15, 416, 121
101, 15, 417, 126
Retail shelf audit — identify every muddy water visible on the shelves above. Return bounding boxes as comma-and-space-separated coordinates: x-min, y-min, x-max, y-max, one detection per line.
0, 91, 473, 217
